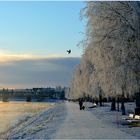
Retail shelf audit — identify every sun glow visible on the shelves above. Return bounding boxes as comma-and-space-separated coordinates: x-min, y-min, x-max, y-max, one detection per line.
0, 53, 67, 63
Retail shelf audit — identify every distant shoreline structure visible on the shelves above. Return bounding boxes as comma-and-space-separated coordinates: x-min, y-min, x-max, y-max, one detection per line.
0, 87, 69, 102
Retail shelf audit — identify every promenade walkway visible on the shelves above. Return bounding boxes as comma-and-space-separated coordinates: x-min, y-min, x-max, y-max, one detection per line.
53, 102, 136, 139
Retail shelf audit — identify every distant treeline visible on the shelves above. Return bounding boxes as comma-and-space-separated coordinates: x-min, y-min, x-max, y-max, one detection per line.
0, 87, 68, 102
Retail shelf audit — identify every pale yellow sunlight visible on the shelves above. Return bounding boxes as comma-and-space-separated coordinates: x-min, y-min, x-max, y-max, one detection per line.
0, 53, 67, 63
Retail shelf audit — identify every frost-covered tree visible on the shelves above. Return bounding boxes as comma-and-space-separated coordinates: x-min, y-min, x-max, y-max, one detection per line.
70, 2, 140, 113
70, 56, 94, 99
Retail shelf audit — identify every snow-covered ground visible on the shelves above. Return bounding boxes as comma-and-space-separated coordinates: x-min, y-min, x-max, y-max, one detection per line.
0, 101, 54, 138
89, 102, 140, 139
3, 102, 66, 139
2, 101, 140, 139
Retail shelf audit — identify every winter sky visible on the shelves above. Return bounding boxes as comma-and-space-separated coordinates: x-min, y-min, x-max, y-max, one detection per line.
0, 1, 85, 88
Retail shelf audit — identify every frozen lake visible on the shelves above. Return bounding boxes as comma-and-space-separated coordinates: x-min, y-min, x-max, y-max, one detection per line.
0, 101, 54, 134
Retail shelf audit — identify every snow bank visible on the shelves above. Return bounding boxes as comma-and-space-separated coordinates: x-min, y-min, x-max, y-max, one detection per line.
5, 102, 66, 139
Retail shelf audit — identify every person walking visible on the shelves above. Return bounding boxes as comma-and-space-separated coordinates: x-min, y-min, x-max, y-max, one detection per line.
79, 98, 83, 110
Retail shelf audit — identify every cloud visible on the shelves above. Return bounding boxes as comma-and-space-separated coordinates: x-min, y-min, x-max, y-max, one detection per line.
0, 53, 68, 63
0, 56, 80, 88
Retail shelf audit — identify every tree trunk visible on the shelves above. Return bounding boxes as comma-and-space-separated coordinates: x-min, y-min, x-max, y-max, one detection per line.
99, 94, 102, 106
117, 97, 120, 111
135, 92, 140, 115
111, 98, 116, 111
121, 87, 126, 115
121, 98, 126, 115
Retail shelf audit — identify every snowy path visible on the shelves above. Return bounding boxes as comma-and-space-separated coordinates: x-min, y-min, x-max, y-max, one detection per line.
52, 102, 137, 139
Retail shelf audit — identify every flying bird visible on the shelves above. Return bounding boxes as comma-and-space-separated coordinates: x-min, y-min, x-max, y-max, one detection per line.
67, 49, 71, 54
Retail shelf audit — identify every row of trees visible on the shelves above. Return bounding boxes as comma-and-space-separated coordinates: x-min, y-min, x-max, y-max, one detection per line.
69, 2, 140, 113
0, 87, 66, 102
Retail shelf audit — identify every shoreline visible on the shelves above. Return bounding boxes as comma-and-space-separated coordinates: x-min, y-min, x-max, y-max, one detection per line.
5, 102, 66, 139
0, 102, 55, 139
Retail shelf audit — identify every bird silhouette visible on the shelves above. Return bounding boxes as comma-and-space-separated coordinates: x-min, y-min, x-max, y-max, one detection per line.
67, 49, 71, 54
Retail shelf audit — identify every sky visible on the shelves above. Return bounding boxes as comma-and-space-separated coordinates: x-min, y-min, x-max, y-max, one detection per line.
0, 1, 85, 88
0, 1, 85, 57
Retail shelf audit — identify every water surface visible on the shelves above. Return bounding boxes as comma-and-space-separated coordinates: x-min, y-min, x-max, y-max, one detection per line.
0, 101, 53, 134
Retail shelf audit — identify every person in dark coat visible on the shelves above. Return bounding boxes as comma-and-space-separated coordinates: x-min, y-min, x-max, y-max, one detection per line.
79, 98, 83, 110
